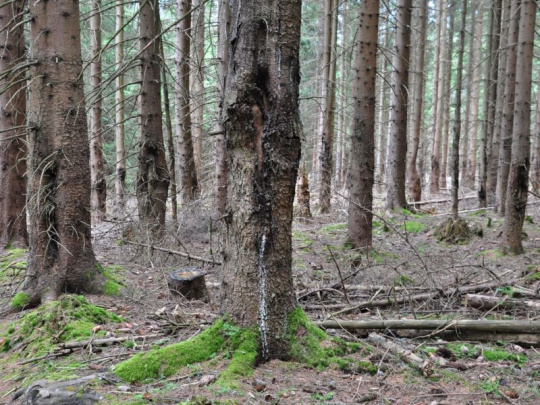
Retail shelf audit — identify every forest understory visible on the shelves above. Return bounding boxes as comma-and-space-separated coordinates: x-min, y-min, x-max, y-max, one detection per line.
1, 190, 540, 405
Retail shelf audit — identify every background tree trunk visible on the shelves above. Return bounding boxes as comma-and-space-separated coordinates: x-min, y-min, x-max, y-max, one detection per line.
406, 0, 427, 203
0, 0, 28, 249
191, 0, 205, 183
220, 0, 302, 360
503, 0, 535, 254
24, 0, 104, 305
89, 0, 106, 224
496, 0, 520, 215
347, 0, 379, 249
385, 0, 412, 210
214, 0, 230, 217
176, 0, 199, 204
319, 0, 338, 213
114, 0, 126, 217
136, 0, 170, 233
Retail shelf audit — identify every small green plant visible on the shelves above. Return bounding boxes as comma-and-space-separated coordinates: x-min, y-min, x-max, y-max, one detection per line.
525, 215, 534, 224
312, 391, 335, 401
496, 286, 515, 298
404, 221, 424, 233
394, 274, 416, 287
479, 379, 500, 395
10, 292, 31, 310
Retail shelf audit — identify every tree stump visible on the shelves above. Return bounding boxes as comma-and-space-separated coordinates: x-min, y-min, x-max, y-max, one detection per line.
168, 268, 208, 301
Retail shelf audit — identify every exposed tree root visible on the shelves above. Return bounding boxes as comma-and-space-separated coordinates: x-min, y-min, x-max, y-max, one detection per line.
435, 217, 471, 244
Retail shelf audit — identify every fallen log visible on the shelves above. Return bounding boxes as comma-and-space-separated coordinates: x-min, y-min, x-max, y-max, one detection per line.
316, 319, 540, 333
465, 294, 540, 311
366, 333, 429, 374
324, 281, 512, 316
408, 195, 477, 207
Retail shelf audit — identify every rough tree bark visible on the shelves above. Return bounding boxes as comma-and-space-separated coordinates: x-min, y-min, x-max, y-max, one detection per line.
496, 0, 520, 215
407, 0, 427, 202
23, 0, 105, 305
318, 0, 338, 213
214, 0, 230, 217
375, 21, 390, 192
220, 0, 303, 359
176, 0, 199, 204
89, 0, 106, 223
346, 0, 379, 249
136, 0, 170, 233
385, 0, 412, 210
503, 0, 535, 254
0, 0, 28, 249
114, 0, 126, 216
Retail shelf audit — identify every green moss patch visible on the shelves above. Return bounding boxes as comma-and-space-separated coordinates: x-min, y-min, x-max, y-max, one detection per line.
320, 223, 347, 234
484, 349, 527, 364
10, 292, 31, 310
0, 248, 28, 282
98, 265, 125, 295
114, 319, 259, 386
404, 221, 425, 233
1, 295, 121, 357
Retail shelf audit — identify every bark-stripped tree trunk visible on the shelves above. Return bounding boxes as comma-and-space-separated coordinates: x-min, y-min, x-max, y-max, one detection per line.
319, 0, 338, 213
176, 0, 198, 204
451, 0, 467, 219
496, 0, 520, 215
385, 0, 412, 210
191, 0, 205, 182
0, 0, 28, 249
479, 0, 502, 207
89, 0, 106, 223
220, 0, 302, 359
407, 0, 427, 202
136, 0, 170, 233
465, 0, 484, 188
115, 0, 126, 216
503, 0, 535, 254
430, 0, 447, 195
346, 0, 379, 249
214, 0, 230, 217
23, 0, 105, 305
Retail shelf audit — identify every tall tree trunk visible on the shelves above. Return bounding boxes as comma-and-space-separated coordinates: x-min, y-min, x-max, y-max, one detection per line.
23, 0, 105, 305
496, 0, 520, 215
89, 0, 106, 224
347, 0, 379, 249
319, 0, 338, 213
115, 0, 126, 216
0, 0, 28, 249
465, 0, 484, 188
440, 1, 455, 191
479, 0, 502, 207
385, 0, 412, 210
451, 0, 467, 219
220, 0, 302, 359
407, 0, 427, 202
375, 20, 390, 193
502, 0, 535, 254
532, 86, 540, 193
176, 0, 198, 204
158, 18, 178, 225
430, 0, 448, 195
214, 0, 230, 217
136, 0, 170, 233
489, 0, 510, 203
191, 0, 205, 182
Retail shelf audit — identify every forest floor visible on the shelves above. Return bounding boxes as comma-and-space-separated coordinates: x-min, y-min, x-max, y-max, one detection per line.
2, 192, 540, 404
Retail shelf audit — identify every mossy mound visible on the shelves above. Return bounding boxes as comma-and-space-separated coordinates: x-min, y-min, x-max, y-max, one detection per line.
0, 248, 27, 283
1, 295, 121, 358
435, 217, 471, 244
115, 308, 374, 389
114, 319, 259, 388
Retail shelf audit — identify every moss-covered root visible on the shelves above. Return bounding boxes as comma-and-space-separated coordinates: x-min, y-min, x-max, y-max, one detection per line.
114, 320, 259, 385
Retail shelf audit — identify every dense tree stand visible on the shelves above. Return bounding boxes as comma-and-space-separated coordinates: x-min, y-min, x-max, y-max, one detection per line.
20, 0, 105, 307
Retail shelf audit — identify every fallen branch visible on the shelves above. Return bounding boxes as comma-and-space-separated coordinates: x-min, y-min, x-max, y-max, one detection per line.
316, 319, 540, 333
366, 333, 429, 374
58, 333, 161, 350
123, 240, 222, 266
465, 294, 540, 311
408, 195, 477, 207
323, 281, 511, 317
